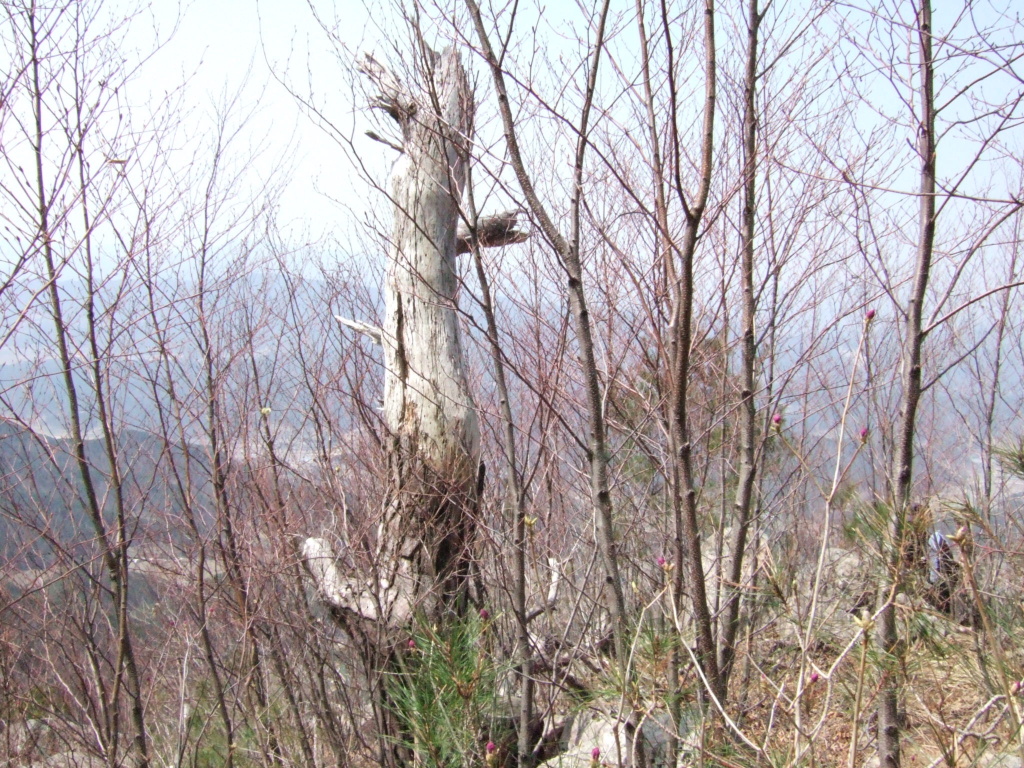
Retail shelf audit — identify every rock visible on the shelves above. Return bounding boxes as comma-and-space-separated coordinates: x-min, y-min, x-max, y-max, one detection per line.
540, 706, 701, 768
776, 547, 877, 652
556, 710, 638, 767
979, 754, 1024, 768
8, 718, 63, 759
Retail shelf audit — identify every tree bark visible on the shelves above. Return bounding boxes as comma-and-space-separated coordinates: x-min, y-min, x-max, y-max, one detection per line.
306, 47, 482, 628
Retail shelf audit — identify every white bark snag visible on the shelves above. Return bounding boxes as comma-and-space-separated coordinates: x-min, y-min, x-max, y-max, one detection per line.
378, 47, 479, 624
307, 48, 486, 627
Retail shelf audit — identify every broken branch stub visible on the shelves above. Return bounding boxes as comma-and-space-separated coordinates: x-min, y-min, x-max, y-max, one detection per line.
456, 209, 529, 254
359, 52, 417, 125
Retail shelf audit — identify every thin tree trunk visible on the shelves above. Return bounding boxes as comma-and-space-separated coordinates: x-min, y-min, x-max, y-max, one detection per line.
633, 0, 680, 749
877, 3, 935, 766
464, 186, 534, 766
666, 0, 724, 706
29, 7, 150, 765
719, 0, 761, 691
464, 0, 630, 666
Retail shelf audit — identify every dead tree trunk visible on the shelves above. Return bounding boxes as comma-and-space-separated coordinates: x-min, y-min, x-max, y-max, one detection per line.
305, 47, 525, 629
305, 47, 478, 629
302, 45, 527, 768
372, 46, 481, 625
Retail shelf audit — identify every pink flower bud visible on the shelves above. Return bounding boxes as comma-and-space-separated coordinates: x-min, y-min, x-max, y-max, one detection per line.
480, 608, 490, 621
407, 638, 416, 650
810, 672, 819, 684
866, 309, 876, 321
657, 556, 666, 567
591, 747, 601, 761
486, 741, 496, 754
859, 427, 869, 443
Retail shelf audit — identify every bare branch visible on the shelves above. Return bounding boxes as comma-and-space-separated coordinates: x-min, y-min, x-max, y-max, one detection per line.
364, 130, 404, 153
335, 316, 383, 345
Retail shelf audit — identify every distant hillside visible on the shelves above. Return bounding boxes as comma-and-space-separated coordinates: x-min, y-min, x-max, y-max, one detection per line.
0, 418, 211, 564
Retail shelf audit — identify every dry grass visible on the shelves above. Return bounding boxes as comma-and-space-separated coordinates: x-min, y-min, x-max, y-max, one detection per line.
686, 586, 1024, 768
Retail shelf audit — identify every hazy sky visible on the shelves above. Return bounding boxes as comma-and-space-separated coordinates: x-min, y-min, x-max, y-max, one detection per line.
140, 0, 388, 240
135, 0, 579, 243
117, 0, 1020, 249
